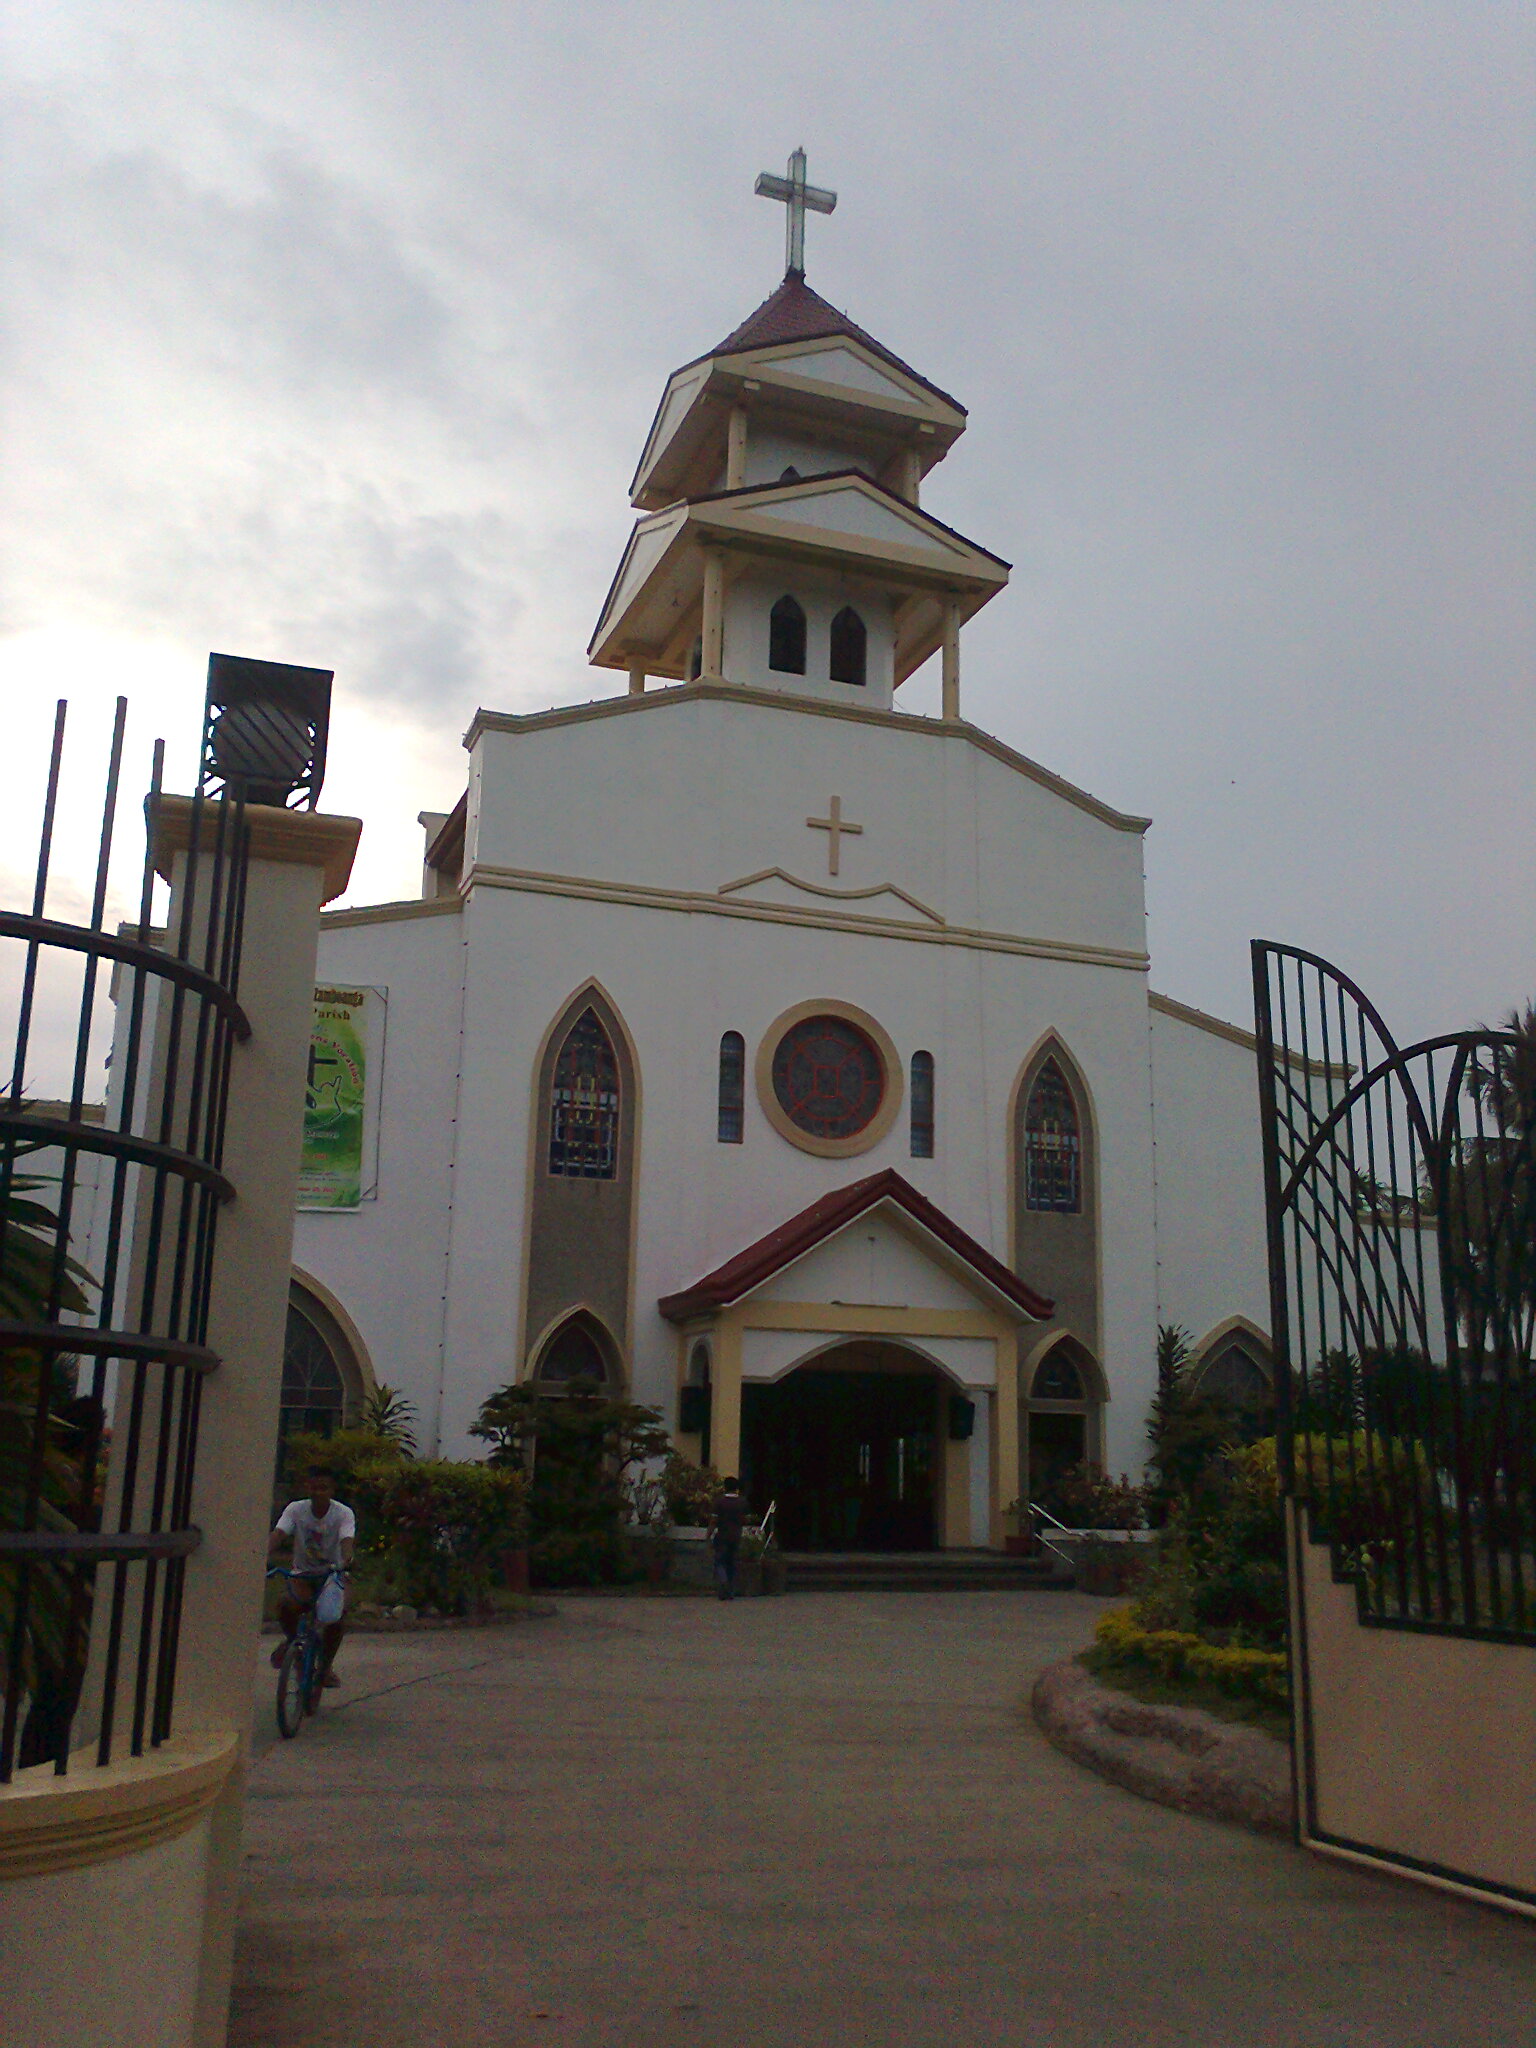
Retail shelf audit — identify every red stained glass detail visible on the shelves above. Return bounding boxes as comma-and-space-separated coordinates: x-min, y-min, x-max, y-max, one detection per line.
772, 1015, 885, 1140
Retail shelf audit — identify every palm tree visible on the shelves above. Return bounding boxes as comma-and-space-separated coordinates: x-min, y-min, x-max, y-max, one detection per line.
359, 1383, 419, 1456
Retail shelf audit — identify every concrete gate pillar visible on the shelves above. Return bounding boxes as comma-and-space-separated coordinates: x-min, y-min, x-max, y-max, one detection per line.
1, 801, 359, 2048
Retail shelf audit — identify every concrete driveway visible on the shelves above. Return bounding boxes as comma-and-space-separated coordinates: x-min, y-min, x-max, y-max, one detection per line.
231, 1592, 1536, 2047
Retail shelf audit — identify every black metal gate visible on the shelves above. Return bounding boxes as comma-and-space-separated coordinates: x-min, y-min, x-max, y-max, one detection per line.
1253, 941, 1536, 1893
1, 700, 249, 1779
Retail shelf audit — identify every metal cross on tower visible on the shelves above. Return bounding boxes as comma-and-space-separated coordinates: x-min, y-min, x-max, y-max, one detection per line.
754, 147, 837, 278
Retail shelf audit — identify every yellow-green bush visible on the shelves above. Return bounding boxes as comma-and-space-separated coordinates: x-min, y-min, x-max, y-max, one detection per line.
1094, 1604, 1290, 1707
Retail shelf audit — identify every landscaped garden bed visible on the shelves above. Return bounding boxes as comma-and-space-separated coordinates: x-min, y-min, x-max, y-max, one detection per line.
1081, 1604, 1290, 1743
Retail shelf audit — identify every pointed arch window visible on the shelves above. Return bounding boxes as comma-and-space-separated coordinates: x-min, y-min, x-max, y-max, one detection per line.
910, 1050, 934, 1158
549, 1008, 620, 1178
830, 606, 867, 687
1196, 1342, 1273, 1415
717, 1031, 745, 1143
1024, 1059, 1081, 1213
278, 1303, 345, 1458
778, 466, 801, 484
537, 1316, 612, 1385
769, 594, 807, 675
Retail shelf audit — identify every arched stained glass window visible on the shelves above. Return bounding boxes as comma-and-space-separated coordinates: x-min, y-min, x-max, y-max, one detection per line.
771, 1013, 885, 1139
279, 1305, 345, 1441
1199, 1342, 1272, 1413
718, 1030, 745, 1143
538, 1318, 611, 1384
769, 594, 807, 675
830, 606, 867, 687
1032, 1351, 1086, 1401
910, 1050, 934, 1158
1024, 1059, 1081, 1213
549, 1008, 620, 1178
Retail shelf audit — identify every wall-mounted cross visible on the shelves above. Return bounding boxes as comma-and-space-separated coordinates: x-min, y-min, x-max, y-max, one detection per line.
806, 794, 864, 877
754, 147, 837, 278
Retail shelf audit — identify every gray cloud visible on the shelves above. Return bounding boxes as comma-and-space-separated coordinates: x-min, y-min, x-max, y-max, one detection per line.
2, 0, 1531, 1047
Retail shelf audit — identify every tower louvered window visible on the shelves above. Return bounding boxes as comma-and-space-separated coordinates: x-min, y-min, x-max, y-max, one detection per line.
1024, 1060, 1081, 1212
549, 1008, 620, 1178
769, 594, 807, 675
830, 606, 867, 687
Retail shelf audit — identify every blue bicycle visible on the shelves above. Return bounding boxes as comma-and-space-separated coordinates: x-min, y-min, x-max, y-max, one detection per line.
266, 1567, 345, 1739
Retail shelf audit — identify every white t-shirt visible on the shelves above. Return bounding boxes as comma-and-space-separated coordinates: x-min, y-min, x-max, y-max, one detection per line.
275, 1498, 356, 1574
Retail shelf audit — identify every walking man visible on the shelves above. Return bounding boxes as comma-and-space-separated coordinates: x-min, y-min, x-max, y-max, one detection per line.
708, 1476, 749, 1601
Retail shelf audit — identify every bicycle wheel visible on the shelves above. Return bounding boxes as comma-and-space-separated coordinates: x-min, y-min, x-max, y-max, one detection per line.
275, 1638, 307, 1739
302, 1632, 327, 1715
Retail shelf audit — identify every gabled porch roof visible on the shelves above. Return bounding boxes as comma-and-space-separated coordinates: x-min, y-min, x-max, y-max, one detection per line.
658, 1168, 1053, 1324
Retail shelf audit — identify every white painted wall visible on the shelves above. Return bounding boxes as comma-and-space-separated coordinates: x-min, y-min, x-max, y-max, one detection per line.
739, 428, 877, 490
467, 693, 1149, 959
1148, 1001, 1271, 1358
297, 906, 464, 1449
740, 1326, 998, 1388
753, 1212, 990, 1314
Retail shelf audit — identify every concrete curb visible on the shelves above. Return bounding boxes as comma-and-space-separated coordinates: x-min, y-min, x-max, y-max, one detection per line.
1031, 1656, 1294, 1838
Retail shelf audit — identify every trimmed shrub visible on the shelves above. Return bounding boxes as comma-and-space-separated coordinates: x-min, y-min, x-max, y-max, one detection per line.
353, 1459, 527, 1614
661, 1451, 722, 1527
471, 1380, 671, 1587
1054, 1463, 1147, 1530
1094, 1604, 1289, 1708
281, 1427, 406, 1502
1133, 1438, 1287, 1651
1292, 1431, 1435, 1559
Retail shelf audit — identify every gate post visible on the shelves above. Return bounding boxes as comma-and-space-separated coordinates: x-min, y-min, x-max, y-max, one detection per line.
151, 804, 362, 2047
0, 801, 358, 2048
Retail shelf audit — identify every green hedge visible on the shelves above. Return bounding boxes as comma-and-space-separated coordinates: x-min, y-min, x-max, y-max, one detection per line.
1094, 1605, 1290, 1708
278, 1434, 526, 1615
353, 1459, 528, 1614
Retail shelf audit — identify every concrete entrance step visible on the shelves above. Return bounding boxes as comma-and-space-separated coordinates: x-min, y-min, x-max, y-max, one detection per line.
780, 1549, 1074, 1592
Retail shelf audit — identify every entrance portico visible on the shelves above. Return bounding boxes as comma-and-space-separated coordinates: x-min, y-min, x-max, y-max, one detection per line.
659, 1169, 1052, 1549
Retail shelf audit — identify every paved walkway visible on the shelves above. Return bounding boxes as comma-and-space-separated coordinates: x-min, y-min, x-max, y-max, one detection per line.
232, 1593, 1536, 2047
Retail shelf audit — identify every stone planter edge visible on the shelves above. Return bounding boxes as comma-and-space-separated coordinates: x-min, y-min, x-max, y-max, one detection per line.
1030, 1655, 1293, 1839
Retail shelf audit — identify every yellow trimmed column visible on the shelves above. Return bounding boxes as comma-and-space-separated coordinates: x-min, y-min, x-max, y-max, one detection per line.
726, 404, 748, 490
711, 1312, 743, 1479
701, 548, 726, 682
991, 1329, 1019, 1549
941, 599, 961, 721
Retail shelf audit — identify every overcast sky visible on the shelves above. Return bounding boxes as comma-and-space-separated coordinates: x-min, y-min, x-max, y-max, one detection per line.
3, 1, 1532, 1095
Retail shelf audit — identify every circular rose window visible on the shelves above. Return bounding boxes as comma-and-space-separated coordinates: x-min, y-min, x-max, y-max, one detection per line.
771, 1014, 886, 1140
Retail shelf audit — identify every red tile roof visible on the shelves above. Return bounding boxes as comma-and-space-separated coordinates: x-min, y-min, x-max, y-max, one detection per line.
657, 1167, 1052, 1323
701, 276, 964, 414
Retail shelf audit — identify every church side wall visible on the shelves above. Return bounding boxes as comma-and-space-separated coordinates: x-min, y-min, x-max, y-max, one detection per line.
1147, 1001, 1271, 1359
293, 909, 465, 1451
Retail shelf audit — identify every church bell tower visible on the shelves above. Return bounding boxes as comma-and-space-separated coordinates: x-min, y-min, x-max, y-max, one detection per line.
588, 151, 1009, 718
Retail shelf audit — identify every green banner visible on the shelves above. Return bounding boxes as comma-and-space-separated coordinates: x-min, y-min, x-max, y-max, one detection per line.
299, 987, 368, 1209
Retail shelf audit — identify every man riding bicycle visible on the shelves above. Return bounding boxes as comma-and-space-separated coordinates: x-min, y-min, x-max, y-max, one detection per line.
268, 1464, 355, 1688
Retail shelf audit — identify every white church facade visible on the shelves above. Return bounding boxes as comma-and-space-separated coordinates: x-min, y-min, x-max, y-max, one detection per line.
283, 163, 1274, 1549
